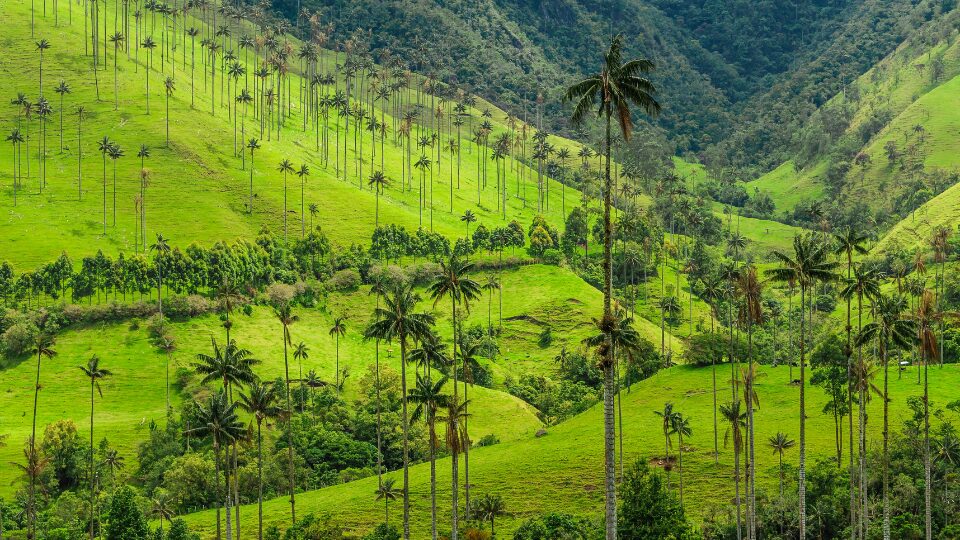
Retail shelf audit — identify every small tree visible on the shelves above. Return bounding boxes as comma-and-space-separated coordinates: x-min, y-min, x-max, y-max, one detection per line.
106, 486, 150, 540
618, 461, 693, 539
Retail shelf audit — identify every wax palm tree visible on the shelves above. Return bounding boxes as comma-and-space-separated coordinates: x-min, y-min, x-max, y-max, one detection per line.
375, 478, 401, 525
767, 233, 838, 536
858, 294, 916, 540
475, 493, 507, 539
142, 37, 156, 114
768, 432, 796, 499
36, 40, 50, 97
482, 274, 500, 334
79, 355, 111, 540
277, 159, 294, 242
187, 390, 244, 540
565, 35, 660, 537
460, 210, 476, 238
150, 233, 170, 321
911, 289, 947, 540
328, 317, 347, 391
409, 374, 450, 540
148, 492, 175, 534
736, 265, 764, 538
721, 399, 747, 538
834, 227, 869, 529
192, 338, 260, 393
364, 284, 436, 540
296, 164, 309, 237
653, 402, 676, 466
6, 129, 24, 206
163, 76, 175, 145
136, 145, 151, 250
246, 138, 260, 213
368, 170, 390, 227
699, 274, 726, 463
274, 303, 299, 526
428, 255, 481, 527
293, 341, 309, 400
107, 143, 124, 227
109, 32, 124, 109
308, 203, 319, 231
27, 329, 57, 538
54, 81, 70, 151
238, 381, 280, 540
97, 136, 112, 234
75, 106, 86, 200
414, 154, 431, 227
670, 412, 693, 505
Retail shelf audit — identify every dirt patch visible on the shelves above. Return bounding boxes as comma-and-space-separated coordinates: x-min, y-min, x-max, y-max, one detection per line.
582, 484, 597, 492
504, 314, 548, 326
566, 298, 585, 305
649, 455, 677, 471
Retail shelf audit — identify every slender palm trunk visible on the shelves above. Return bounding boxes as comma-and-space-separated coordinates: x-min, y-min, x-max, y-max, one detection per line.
88, 379, 96, 540
601, 109, 616, 540
799, 284, 808, 539
282, 333, 296, 526
882, 338, 891, 540
400, 336, 411, 540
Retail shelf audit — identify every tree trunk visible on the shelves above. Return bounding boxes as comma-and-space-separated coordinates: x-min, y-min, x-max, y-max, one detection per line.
602, 109, 617, 540
799, 285, 807, 539
401, 336, 411, 540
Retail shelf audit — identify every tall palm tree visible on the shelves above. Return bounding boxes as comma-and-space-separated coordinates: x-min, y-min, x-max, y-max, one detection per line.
428, 255, 481, 529
187, 390, 244, 540
834, 227, 869, 538
768, 432, 796, 499
293, 342, 309, 403
721, 399, 747, 538
238, 381, 280, 540
859, 294, 915, 540
482, 274, 500, 334
75, 106, 86, 200
409, 374, 450, 540
841, 264, 881, 538
36, 39, 50, 97
277, 159, 294, 242
308, 203, 319, 232
767, 233, 838, 537
27, 328, 56, 540
912, 289, 946, 540
54, 81, 70, 151
737, 265, 764, 538
699, 274, 725, 464
274, 303, 299, 526
296, 164, 310, 237
364, 284, 436, 540
142, 37, 157, 114
246, 138, 260, 213
164, 76, 175, 145
150, 234, 170, 321
108, 143, 124, 227
375, 478, 401, 525
137, 145, 151, 251
670, 412, 693, 505
97, 136, 112, 234
109, 32, 124, 109
328, 317, 347, 391
368, 170, 390, 227
79, 355, 111, 540
460, 210, 476, 238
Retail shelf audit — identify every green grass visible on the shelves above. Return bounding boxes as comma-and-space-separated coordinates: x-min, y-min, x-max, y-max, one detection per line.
177, 363, 960, 538
748, 160, 825, 213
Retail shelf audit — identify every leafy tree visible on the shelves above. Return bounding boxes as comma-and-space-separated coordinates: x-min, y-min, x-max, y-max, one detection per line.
618, 461, 694, 540
105, 486, 149, 540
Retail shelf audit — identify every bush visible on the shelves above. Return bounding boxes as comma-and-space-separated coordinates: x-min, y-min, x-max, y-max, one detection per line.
267, 282, 297, 304
1, 317, 37, 356
475, 434, 500, 447
327, 269, 361, 291
363, 523, 400, 540
541, 249, 563, 266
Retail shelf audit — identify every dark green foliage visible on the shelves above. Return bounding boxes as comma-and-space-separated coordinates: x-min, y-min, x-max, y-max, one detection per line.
279, 513, 343, 540
363, 523, 401, 540
164, 519, 197, 540
105, 486, 149, 540
512, 512, 600, 540
618, 460, 695, 539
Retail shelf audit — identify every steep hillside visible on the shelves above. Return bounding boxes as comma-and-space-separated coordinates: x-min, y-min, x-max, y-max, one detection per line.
179, 364, 960, 537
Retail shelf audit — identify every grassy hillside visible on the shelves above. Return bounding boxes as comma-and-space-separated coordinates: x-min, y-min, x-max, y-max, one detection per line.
179, 363, 960, 538
0, 263, 685, 495
0, 0, 603, 269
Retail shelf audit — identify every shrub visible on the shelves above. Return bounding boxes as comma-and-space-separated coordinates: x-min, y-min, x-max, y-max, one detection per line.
328, 269, 361, 291
105, 486, 150, 540
2, 317, 37, 356
363, 523, 400, 540
267, 282, 297, 304
541, 249, 563, 266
